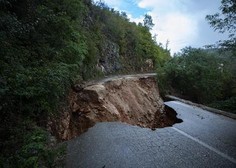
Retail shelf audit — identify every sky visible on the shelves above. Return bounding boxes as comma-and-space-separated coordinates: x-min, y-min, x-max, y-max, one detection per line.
94, 0, 228, 55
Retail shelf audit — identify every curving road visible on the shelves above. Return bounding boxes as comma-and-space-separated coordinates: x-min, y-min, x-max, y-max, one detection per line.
66, 101, 236, 168
83, 73, 157, 87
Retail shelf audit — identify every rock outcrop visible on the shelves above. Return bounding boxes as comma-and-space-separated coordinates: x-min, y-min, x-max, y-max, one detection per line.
48, 75, 181, 140
100, 39, 121, 73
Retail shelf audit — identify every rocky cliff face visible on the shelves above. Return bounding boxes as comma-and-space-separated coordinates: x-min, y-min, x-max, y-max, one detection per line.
48, 75, 181, 140
100, 39, 121, 73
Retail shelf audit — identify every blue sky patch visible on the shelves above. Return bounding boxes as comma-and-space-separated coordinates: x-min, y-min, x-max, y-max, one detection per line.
119, 0, 149, 17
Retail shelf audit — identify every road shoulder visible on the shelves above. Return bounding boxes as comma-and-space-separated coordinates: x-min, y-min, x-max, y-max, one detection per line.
166, 95, 236, 119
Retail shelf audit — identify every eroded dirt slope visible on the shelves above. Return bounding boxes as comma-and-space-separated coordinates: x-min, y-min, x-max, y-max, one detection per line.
48, 75, 181, 140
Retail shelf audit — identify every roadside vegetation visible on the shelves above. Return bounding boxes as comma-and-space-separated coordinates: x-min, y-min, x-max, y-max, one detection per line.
157, 0, 236, 113
157, 47, 236, 113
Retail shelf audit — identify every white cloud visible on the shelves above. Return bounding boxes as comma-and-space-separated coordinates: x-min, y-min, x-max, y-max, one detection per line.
151, 12, 200, 54
137, 0, 201, 54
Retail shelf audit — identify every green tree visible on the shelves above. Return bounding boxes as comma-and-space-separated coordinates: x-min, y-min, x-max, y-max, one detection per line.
206, 0, 236, 52
158, 47, 230, 104
143, 14, 155, 30
0, 0, 88, 166
206, 0, 236, 113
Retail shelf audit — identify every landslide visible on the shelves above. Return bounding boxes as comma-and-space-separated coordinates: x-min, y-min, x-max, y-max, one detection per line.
48, 75, 182, 140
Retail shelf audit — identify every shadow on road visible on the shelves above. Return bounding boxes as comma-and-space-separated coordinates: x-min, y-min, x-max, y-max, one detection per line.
152, 105, 183, 130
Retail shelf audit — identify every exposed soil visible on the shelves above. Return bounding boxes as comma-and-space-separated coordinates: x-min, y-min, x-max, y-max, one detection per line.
152, 105, 182, 130
48, 75, 182, 140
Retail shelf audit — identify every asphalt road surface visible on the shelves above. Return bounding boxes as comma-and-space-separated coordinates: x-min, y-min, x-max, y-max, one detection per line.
66, 101, 236, 168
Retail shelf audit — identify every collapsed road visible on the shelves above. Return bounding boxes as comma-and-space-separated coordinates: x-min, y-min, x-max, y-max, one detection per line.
51, 73, 236, 167
66, 101, 236, 168
48, 73, 182, 140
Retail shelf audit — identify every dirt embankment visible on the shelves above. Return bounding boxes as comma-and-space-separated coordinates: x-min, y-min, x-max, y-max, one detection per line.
48, 75, 182, 140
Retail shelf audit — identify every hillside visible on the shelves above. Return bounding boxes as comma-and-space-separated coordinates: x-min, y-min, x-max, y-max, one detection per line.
0, 0, 170, 167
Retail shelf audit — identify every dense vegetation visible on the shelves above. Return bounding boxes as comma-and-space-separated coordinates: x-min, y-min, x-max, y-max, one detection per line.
0, 0, 170, 167
158, 0, 236, 113
158, 47, 236, 112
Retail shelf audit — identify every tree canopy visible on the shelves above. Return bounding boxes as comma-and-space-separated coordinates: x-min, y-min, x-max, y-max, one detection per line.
206, 0, 236, 52
158, 47, 236, 112
143, 14, 155, 30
